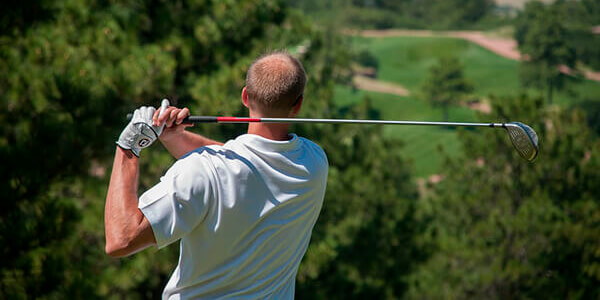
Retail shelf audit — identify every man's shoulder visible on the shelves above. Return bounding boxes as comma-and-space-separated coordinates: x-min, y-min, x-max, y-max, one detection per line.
298, 136, 328, 161
177, 143, 250, 172
180, 144, 229, 160
298, 136, 324, 151
294, 137, 328, 181
171, 145, 228, 174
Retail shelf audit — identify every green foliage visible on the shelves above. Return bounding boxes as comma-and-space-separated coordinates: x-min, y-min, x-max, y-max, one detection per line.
409, 0, 496, 30
407, 95, 600, 299
0, 0, 57, 33
287, 0, 497, 30
578, 99, 600, 136
581, 0, 600, 24
421, 57, 474, 121
564, 0, 600, 70
356, 49, 379, 70
516, 1, 581, 104
341, 6, 422, 30
0, 0, 176, 296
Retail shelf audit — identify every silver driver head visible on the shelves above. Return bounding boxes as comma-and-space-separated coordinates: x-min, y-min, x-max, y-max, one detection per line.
505, 122, 539, 162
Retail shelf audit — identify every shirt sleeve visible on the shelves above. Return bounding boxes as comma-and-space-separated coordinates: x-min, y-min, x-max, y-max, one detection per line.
138, 156, 214, 249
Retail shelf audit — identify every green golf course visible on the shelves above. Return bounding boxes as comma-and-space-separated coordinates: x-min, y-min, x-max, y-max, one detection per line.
335, 35, 600, 177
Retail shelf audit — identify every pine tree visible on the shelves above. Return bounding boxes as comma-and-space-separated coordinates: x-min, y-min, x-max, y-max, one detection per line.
421, 56, 474, 122
407, 94, 600, 299
515, 1, 578, 104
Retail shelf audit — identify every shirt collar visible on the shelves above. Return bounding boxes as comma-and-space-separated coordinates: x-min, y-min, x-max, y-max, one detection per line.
236, 133, 300, 152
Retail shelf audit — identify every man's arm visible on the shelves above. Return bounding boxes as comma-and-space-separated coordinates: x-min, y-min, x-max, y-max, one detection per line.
153, 107, 223, 159
104, 104, 219, 257
104, 147, 156, 257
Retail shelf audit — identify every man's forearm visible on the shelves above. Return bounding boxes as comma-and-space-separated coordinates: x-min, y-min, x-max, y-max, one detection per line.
104, 147, 154, 256
160, 130, 223, 159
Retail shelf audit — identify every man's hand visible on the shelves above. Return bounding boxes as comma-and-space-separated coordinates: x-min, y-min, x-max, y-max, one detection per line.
117, 106, 165, 156
153, 106, 192, 143
152, 106, 223, 158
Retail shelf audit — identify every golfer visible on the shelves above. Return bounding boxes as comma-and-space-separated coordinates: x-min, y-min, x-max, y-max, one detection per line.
104, 52, 328, 299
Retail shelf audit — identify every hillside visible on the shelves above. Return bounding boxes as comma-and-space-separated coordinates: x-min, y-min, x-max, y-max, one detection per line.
336, 35, 600, 177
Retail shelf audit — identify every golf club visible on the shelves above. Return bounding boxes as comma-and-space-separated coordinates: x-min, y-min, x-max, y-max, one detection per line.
128, 113, 539, 162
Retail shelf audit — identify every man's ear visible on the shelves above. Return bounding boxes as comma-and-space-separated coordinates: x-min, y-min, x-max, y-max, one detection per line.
289, 96, 303, 117
242, 87, 250, 108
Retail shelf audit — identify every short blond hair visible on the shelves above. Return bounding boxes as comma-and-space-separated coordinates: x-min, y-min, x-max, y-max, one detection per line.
245, 51, 306, 113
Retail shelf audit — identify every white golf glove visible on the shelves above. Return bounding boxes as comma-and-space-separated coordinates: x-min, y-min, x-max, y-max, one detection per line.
116, 106, 165, 157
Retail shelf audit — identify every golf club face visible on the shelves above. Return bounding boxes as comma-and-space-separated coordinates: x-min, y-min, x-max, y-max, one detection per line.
506, 122, 539, 162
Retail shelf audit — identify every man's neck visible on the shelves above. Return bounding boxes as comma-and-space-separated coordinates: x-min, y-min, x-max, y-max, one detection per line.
247, 122, 291, 141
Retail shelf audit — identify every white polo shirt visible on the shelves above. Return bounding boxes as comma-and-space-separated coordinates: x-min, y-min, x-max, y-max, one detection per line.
138, 133, 328, 299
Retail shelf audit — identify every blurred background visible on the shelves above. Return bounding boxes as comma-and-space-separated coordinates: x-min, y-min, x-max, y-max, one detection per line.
1, 0, 599, 298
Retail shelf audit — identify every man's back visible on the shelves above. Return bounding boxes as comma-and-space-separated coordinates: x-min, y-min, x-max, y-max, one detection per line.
139, 133, 328, 299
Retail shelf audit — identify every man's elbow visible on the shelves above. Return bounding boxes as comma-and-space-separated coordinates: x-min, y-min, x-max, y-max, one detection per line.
105, 227, 154, 257
104, 232, 143, 257
105, 234, 137, 258
104, 212, 155, 257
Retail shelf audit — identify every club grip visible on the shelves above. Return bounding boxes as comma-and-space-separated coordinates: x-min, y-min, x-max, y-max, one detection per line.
125, 114, 218, 124
186, 116, 218, 123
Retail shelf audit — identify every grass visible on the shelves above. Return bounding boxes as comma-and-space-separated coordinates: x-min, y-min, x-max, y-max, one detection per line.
334, 86, 477, 178
352, 36, 521, 95
336, 35, 600, 177
351, 36, 600, 102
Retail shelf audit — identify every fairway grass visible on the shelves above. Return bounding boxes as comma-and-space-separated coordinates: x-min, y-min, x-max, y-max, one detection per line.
334, 86, 477, 178
337, 35, 600, 177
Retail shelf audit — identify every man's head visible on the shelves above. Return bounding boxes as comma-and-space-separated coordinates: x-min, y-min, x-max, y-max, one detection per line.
243, 51, 306, 117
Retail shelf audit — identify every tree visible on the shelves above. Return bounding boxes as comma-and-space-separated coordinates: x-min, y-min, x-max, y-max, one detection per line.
406, 94, 600, 299
288, 0, 496, 30
421, 56, 474, 122
356, 49, 379, 70
581, 0, 600, 24
515, 1, 578, 104
564, 0, 600, 70
419, 0, 495, 29
579, 99, 600, 136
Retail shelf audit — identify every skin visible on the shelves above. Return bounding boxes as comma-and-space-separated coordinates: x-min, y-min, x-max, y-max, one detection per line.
104, 88, 303, 257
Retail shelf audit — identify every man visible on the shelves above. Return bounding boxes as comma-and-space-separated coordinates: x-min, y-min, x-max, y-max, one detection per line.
104, 52, 328, 299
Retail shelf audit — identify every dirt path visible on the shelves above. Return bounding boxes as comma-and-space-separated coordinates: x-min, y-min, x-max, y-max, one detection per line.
354, 29, 600, 82
352, 74, 492, 113
352, 75, 410, 96
356, 29, 521, 60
